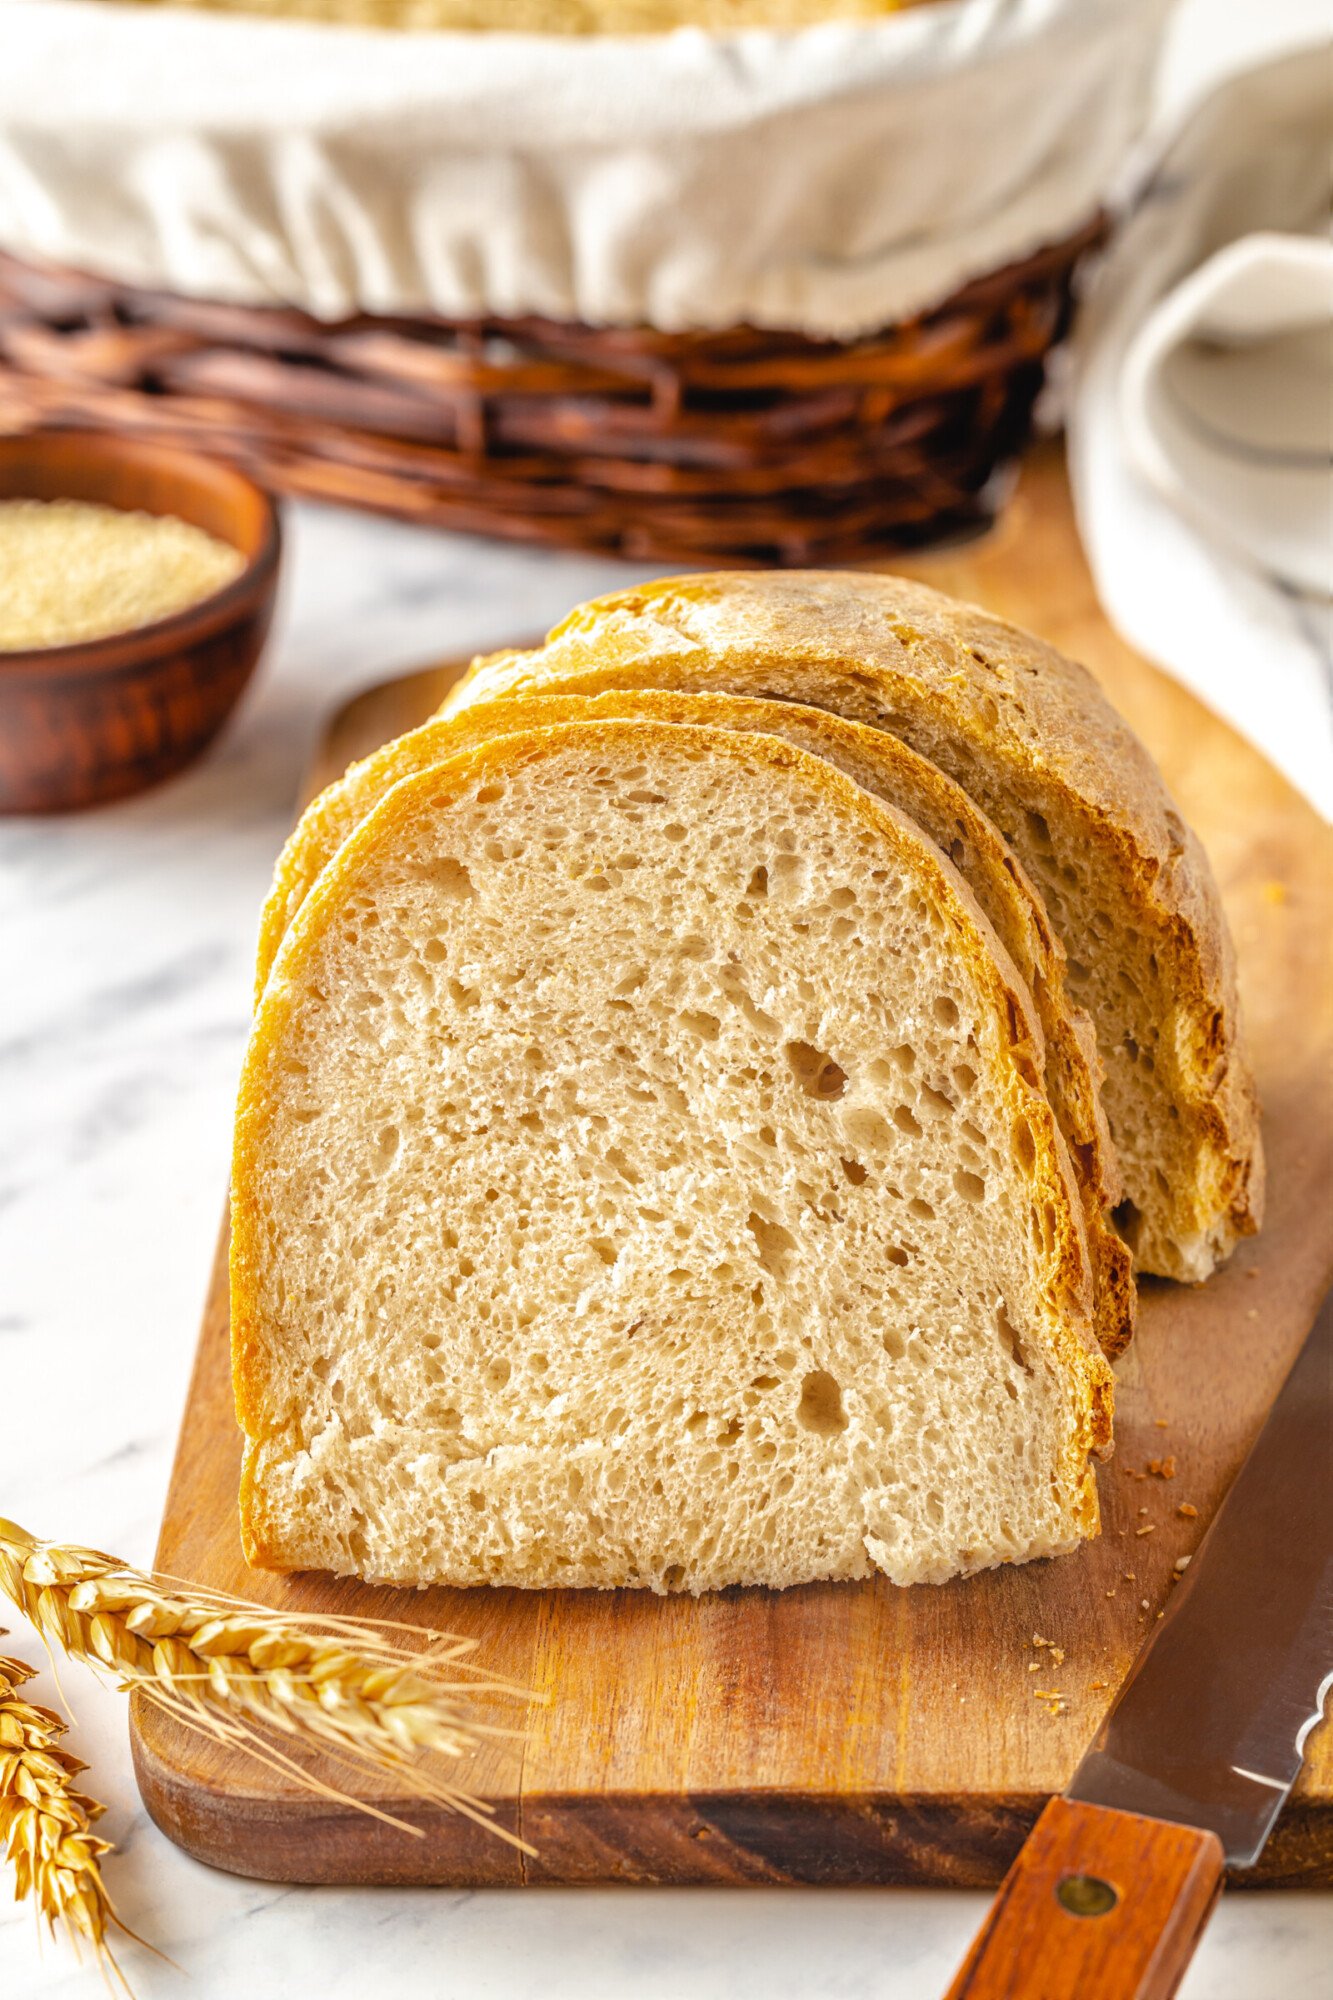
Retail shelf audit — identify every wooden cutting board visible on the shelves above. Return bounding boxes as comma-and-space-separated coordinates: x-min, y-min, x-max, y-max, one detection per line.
131, 446, 1333, 1889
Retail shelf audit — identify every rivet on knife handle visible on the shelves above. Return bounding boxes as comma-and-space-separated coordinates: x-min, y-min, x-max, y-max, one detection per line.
943, 1796, 1224, 2000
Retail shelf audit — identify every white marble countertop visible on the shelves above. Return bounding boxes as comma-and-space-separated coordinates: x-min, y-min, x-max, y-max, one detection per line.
3, 490, 1330, 2000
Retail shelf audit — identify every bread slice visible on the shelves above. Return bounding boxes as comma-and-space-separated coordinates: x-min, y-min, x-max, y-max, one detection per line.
234, 720, 1111, 1592
445, 574, 1263, 1282
256, 688, 1132, 1357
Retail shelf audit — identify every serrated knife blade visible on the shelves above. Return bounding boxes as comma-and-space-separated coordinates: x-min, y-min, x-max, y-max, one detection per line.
1066, 1286, 1333, 1863
946, 1290, 1332, 2000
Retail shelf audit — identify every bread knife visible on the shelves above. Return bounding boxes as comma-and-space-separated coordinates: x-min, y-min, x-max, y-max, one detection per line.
945, 1286, 1333, 2000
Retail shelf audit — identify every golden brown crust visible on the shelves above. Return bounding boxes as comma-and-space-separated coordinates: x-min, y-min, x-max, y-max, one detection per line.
256, 685, 1132, 1356
445, 572, 1263, 1279
233, 719, 1112, 1567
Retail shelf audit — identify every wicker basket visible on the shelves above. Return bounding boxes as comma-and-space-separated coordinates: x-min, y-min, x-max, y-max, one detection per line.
0, 223, 1099, 566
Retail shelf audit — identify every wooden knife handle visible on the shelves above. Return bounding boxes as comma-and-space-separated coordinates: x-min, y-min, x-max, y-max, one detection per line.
944, 1796, 1224, 2000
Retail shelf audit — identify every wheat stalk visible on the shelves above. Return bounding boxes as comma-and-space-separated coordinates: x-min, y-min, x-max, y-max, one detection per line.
0, 1646, 132, 1993
0, 1517, 535, 1846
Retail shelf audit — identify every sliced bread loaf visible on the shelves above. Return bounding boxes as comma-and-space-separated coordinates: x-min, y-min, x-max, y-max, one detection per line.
255, 687, 1131, 1356
233, 721, 1111, 1592
445, 574, 1263, 1282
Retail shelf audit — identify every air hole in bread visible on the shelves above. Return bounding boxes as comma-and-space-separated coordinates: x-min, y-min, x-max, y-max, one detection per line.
719, 968, 779, 1037
679, 1010, 721, 1042
995, 1305, 1032, 1376
908, 1196, 934, 1222
413, 856, 474, 899
747, 1209, 798, 1281
769, 851, 806, 896
844, 1112, 888, 1160
954, 1169, 986, 1204
796, 1370, 847, 1437
785, 1040, 848, 1100
893, 1104, 922, 1137
746, 864, 769, 899
1025, 811, 1053, 854
840, 1157, 868, 1186
933, 995, 960, 1029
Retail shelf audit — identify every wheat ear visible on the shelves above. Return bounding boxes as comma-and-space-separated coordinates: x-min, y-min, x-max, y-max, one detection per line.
0, 1518, 535, 1847
0, 1646, 132, 1993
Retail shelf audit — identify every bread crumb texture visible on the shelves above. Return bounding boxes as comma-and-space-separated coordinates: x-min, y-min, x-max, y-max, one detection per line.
233, 722, 1110, 1594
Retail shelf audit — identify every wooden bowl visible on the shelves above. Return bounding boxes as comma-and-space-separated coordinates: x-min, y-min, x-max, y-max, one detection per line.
0, 431, 281, 812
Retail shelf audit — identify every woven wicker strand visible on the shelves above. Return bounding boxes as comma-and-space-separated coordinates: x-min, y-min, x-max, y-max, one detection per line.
0, 222, 1100, 564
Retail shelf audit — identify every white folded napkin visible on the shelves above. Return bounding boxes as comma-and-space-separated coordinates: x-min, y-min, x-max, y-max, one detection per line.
1069, 43, 1332, 819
